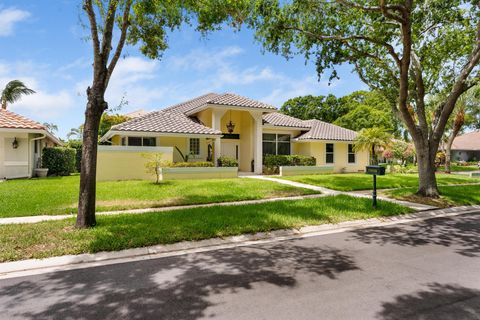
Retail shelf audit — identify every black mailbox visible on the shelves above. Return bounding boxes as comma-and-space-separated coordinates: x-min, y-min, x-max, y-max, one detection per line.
365, 165, 386, 176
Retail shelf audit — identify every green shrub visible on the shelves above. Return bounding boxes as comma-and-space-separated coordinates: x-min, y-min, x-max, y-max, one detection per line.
217, 156, 238, 167
67, 140, 82, 172
42, 147, 76, 176
166, 161, 215, 168
264, 154, 316, 168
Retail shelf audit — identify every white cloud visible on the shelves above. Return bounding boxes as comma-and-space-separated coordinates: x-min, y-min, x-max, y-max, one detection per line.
169, 46, 244, 71
11, 91, 74, 117
261, 76, 339, 107
0, 62, 76, 118
0, 8, 31, 37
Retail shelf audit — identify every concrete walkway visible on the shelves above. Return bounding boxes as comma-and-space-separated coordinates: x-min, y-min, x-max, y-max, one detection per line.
243, 175, 438, 211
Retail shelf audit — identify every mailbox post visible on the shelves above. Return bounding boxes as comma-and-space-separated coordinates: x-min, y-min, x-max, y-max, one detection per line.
365, 165, 386, 208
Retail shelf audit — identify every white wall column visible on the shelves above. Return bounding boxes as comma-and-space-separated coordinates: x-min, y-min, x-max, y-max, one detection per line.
251, 111, 263, 174
212, 109, 226, 166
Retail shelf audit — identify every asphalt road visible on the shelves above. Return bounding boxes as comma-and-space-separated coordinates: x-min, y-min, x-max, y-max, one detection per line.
1, 212, 479, 320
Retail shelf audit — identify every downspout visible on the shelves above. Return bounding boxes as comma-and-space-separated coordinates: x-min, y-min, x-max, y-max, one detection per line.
30, 134, 46, 176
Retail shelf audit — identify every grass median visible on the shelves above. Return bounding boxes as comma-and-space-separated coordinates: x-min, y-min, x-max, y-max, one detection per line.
0, 195, 412, 262
0, 176, 317, 218
385, 184, 480, 208
281, 173, 480, 191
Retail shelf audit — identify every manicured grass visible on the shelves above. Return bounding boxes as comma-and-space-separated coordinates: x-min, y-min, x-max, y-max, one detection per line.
281, 173, 480, 191
385, 184, 480, 208
0, 176, 317, 218
0, 195, 412, 262
438, 165, 479, 172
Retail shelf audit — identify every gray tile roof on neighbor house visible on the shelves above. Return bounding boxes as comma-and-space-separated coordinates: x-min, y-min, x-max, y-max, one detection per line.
452, 131, 480, 151
106, 93, 357, 141
111, 110, 222, 135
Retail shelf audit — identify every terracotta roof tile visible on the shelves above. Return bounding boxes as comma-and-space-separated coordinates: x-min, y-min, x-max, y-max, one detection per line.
0, 109, 45, 130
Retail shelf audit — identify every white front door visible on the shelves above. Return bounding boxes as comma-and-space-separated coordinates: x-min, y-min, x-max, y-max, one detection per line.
221, 141, 239, 160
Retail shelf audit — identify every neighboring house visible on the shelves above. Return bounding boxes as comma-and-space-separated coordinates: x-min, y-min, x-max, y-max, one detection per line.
0, 109, 61, 179
99, 93, 369, 179
451, 131, 480, 162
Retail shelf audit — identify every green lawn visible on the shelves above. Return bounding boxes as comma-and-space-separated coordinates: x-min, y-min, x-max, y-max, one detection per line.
281, 173, 480, 191
438, 165, 479, 172
0, 176, 317, 218
0, 195, 411, 262
385, 184, 480, 208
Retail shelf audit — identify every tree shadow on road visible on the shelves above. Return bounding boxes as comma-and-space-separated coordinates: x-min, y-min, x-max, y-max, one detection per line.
349, 214, 480, 257
0, 240, 358, 320
377, 283, 480, 320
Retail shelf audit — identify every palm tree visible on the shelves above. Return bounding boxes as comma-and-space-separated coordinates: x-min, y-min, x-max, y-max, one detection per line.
354, 127, 393, 165
67, 125, 84, 141
1, 80, 36, 110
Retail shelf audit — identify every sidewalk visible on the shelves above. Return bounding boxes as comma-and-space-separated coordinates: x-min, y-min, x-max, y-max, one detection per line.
1, 205, 478, 280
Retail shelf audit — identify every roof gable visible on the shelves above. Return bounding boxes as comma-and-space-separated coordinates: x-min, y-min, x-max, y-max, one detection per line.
111, 110, 221, 135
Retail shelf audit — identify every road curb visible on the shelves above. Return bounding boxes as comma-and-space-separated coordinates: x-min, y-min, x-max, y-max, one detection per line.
0, 205, 479, 280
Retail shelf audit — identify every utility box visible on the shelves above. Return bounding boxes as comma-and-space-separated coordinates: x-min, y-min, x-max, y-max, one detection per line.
365, 165, 386, 176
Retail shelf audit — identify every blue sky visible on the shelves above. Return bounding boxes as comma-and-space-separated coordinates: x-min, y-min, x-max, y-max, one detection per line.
0, 1, 366, 139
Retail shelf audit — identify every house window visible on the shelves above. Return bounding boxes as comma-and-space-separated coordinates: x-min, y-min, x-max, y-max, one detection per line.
262, 133, 291, 155
128, 137, 142, 146
142, 137, 156, 147
326, 143, 334, 163
348, 144, 356, 164
121, 137, 127, 146
189, 138, 200, 155
127, 137, 156, 146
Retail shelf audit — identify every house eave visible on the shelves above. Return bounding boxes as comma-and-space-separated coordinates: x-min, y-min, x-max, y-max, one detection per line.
100, 129, 223, 142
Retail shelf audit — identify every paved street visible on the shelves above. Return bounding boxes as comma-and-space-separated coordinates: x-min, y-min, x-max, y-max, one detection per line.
1, 212, 479, 320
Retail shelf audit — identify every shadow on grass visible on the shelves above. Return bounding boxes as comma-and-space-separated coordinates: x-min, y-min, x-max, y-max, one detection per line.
377, 283, 480, 320
0, 240, 358, 319
349, 213, 480, 257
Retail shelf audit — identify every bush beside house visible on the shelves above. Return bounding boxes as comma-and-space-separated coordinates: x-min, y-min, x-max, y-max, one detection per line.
217, 156, 238, 167
42, 147, 76, 176
264, 154, 316, 174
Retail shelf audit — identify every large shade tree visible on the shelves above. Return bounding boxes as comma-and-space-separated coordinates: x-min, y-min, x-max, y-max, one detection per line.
77, 0, 249, 228
251, 0, 480, 197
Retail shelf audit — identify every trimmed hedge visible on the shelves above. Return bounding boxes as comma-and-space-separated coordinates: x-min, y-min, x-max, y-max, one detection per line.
217, 156, 238, 167
264, 154, 316, 168
166, 161, 214, 168
42, 147, 76, 176
67, 140, 82, 172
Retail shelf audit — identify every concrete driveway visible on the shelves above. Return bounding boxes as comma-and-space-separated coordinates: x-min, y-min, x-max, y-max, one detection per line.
0, 212, 479, 319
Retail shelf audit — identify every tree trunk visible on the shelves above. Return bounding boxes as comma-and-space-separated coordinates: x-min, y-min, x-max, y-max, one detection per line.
76, 88, 106, 228
415, 142, 440, 197
444, 137, 454, 174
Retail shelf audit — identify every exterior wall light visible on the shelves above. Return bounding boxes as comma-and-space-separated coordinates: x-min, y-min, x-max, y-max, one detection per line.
12, 137, 19, 149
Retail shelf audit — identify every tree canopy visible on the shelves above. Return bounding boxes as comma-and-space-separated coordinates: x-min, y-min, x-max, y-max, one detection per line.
281, 90, 398, 133
251, 0, 480, 197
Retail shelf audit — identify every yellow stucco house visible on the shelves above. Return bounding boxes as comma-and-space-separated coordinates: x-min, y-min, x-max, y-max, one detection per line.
99, 93, 369, 180
0, 109, 61, 179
